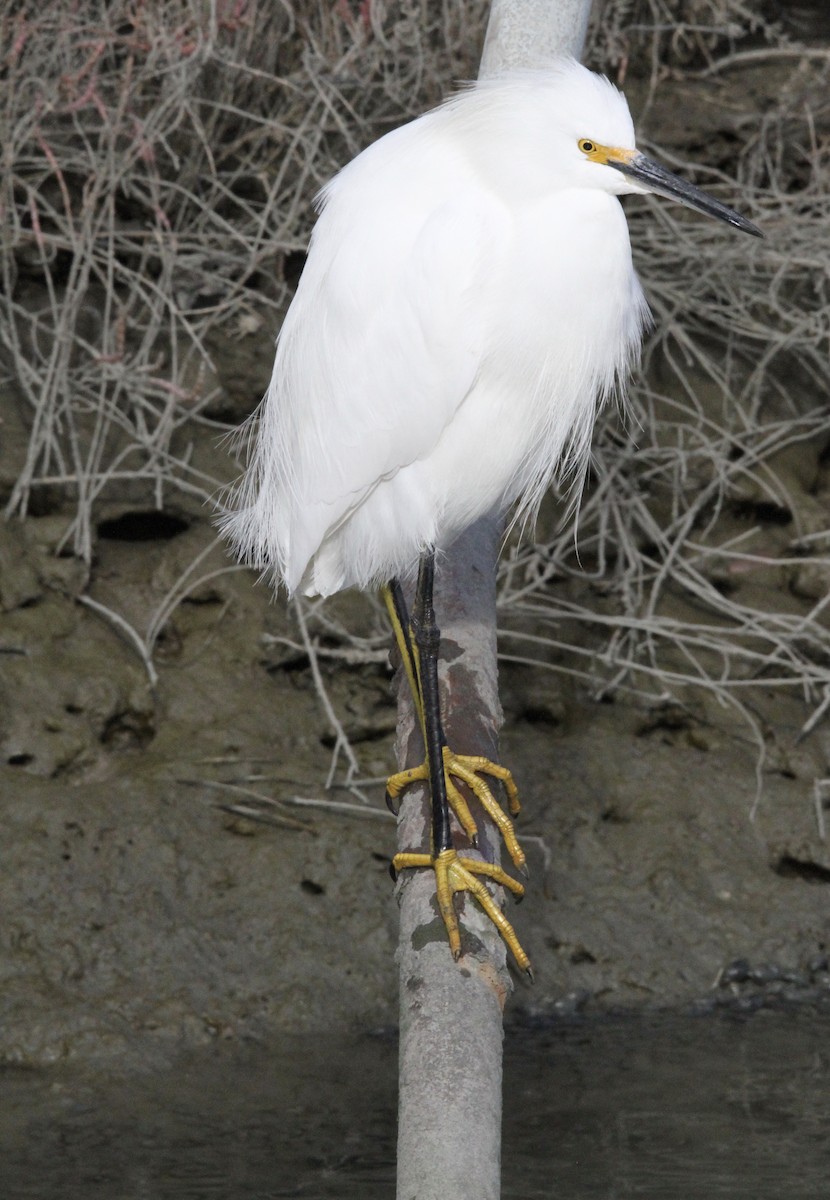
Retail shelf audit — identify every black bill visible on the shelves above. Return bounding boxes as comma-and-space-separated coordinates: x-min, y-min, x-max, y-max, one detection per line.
609, 150, 763, 238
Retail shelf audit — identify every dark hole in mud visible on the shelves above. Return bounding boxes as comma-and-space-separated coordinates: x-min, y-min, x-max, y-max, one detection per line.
20, 488, 67, 518
321, 725, 391, 748
569, 947, 597, 964
97, 511, 189, 542
264, 652, 309, 674
100, 712, 155, 749
153, 625, 182, 658
731, 499, 793, 526
300, 879, 325, 895
710, 574, 739, 596
182, 589, 224, 606
7, 752, 34, 766
774, 855, 830, 884
636, 706, 691, 736
206, 400, 256, 423
519, 703, 562, 726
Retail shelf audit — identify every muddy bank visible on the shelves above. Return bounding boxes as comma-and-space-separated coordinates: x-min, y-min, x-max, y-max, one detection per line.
1, 499, 829, 1067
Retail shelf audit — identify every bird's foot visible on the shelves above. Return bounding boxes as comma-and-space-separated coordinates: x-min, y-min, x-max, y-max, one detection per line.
386, 746, 526, 872
392, 847, 532, 977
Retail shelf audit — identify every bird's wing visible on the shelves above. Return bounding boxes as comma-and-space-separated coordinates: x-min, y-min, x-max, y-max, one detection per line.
250, 150, 508, 589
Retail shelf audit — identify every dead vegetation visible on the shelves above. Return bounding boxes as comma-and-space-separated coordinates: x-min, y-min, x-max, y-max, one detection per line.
2, 1, 830, 808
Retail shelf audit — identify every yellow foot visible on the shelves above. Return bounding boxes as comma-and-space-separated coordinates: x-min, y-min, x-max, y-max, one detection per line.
387, 747, 526, 871
393, 848, 532, 977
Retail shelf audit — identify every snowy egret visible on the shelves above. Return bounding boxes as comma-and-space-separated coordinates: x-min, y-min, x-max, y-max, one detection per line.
220, 58, 761, 974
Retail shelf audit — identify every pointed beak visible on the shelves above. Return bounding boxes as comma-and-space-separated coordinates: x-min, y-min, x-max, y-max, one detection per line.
607, 148, 763, 238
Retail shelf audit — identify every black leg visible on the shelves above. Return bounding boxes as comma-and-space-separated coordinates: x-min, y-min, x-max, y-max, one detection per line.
384, 557, 532, 974
411, 549, 453, 856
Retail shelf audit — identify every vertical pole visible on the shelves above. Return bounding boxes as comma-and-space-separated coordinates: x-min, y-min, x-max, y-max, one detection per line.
395, 522, 508, 1200
395, 5, 594, 1199
479, 0, 591, 76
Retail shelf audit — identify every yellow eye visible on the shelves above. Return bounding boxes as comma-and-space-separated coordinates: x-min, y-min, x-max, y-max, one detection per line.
578, 139, 596, 155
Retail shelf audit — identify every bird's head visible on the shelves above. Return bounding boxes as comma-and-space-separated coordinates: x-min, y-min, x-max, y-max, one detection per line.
573, 133, 762, 237
470, 59, 762, 238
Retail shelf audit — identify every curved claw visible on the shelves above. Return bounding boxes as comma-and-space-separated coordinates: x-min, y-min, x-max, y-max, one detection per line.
386, 762, 429, 803
443, 752, 521, 818
387, 755, 483, 847
442, 749, 526, 871
388, 748, 525, 869
392, 847, 532, 976
443, 771, 480, 844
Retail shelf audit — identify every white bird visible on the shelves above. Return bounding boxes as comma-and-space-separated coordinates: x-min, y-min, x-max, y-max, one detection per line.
220, 58, 761, 972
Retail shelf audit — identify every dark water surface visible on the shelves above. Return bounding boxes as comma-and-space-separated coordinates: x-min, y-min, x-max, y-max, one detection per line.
2, 1005, 828, 1198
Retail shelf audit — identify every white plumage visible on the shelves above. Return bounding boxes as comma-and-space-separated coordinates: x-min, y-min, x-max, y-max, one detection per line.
220, 58, 757, 597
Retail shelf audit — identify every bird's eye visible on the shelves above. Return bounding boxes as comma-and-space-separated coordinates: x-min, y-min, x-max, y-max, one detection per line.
578, 139, 596, 155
